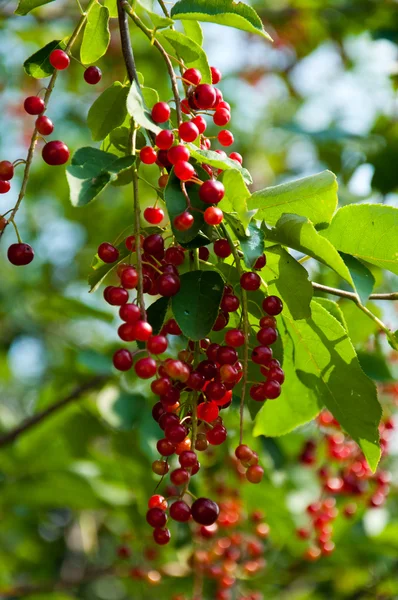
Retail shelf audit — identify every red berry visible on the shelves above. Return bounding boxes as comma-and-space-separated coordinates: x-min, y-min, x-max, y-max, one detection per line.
35, 115, 54, 136
146, 507, 167, 528
183, 68, 202, 85
0, 161, 14, 181
268, 367, 285, 384
24, 96, 45, 115
98, 242, 119, 263
240, 272, 261, 291
143, 233, 164, 257
217, 346, 238, 365
135, 357, 157, 379
205, 381, 226, 400
213, 108, 230, 127
246, 465, 264, 484
263, 380, 281, 399
263, 295, 283, 315
165, 246, 185, 266
197, 401, 219, 422
153, 527, 171, 545
120, 267, 138, 289
174, 211, 194, 231
206, 424, 227, 445
158, 174, 168, 187
204, 206, 223, 225
194, 84, 217, 109
148, 494, 168, 510
229, 152, 242, 165
165, 423, 187, 444
225, 329, 245, 347
179, 450, 197, 468
42, 140, 70, 165
257, 327, 278, 345
254, 254, 266, 269
250, 384, 267, 402
140, 146, 157, 164
192, 115, 207, 134
260, 315, 276, 328
157, 438, 176, 456
212, 311, 229, 331
113, 349, 133, 371
214, 239, 232, 258
187, 371, 205, 390
170, 467, 190, 486
106, 287, 129, 305
157, 273, 180, 297
163, 319, 182, 335
156, 129, 174, 150
210, 67, 222, 84
251, 346, 273, 365
235, 444, 253, 462
7, 243, 34, 266
191, 497, 219, 525
199, 247, 210, 261
170, 500, 191, 522
156, 149, 172, 169
0, 181, 10, 194
168, 144, 190, 165
144, 207, 164, 224
49, 49, 70, 70
147, 335, 168, 354
131, 320, 153, 341
151, 102, 171, 123
181, 98, 190, 114
174, 160, 195, 181
84, 65, 102, 84
218, 130, 234, 147
179, 121, 199, 143
200, 180, 225, 204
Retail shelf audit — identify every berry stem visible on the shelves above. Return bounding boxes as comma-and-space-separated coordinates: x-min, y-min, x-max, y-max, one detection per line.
156, 0, 169, 17
130, 124, 146, 320
221, 223, 249, 445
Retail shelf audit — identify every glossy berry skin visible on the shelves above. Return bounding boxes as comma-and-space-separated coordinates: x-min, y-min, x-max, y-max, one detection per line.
235, 444, 253, 462
257, 327, 278, 345
113, 349, 133, 371
174, 160, 194, 181
135, 357, 157, 379
120, 267, 138, 289
170, 500, 191, 522
251, 346, 273, 365
147, 335, 168, 355
157, 438, 176, 456
206, 424, 227, 445
98, 242, 119, 263
217, 346, 238, 365
254, 254, 266, 269
192, 115, 207, 134
179, 121, 199, 143
106, 286, 128, 305
143, 233, 164, 257
170, 468, 190, 486
7, 243, 34, 266
151, 102, 170, 123
179, 450, 197, 468
225, 329, 245, 347
268, 366, 285, 384
199, 180, 225, 204
24, 96, 45, 115
197, 401, 219, 422
191, 497, 220, 525
165, 247, 185, 266
204, 206, 223, 225
183, 68, 201, 85
240, 272, 261, 291
214, 239, 231, 258
194, 84, 217, 109
165, 423, 187, 444
153, 527, 171, 545
229, 151, 243, 164
250, 384, 267, 402
168, 144, 190, 165
140, 146, 157, 164
210, 66, 222, 84
42, 140, 70, 165
49, 49, 70, 70
146, 507, 167, 528
199, 247, 210, 261
263, 380, 281, 399
213, 108, 230, 127
157, 273, 180, 297
263, 295, 283, 315
148, 494, 168, 510
218, 130, 234, 147
0, 161, 14, 181
155, 129, 174, 150
0, 181, 10, 194
84, 65, 102, 84
174, 211, 194, 231
131, 320, 153, 341
35, 115, 54, 136
246, 465, 264, 484
144, 207, 164, 224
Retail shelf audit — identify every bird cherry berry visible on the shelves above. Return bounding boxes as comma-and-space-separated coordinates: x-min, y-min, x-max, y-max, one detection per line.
214, 239, 232, 258
210, 66, 222, 84
199, 180, 225, 204
120, 267, 138, 289
170, 500, 191, 522
170, 468, 190, 486
174, 211, 194, 231
194, 84, 217, 109
157, 273, 180, 297
165, 246, 185, 266
131, 320, 152, 341
147, 335, 168, 355
140, 146, 157, 164
257, 327, 278, 345
0, 161, 14, 181
251, 346, 273, 365
24, 96, 45, 115
151, 102, 171, 123
206, 424, 227, 445
263, 380, 281, 399
153, 527, 171, 545
199, 246, 210, 261
35, 115, 54, 135
183, 68, 201, 85
143, 233, 164, 256
197, 401, 219, 422
144, 207, 164, 224
49, 49, 70, 70
213, 108, 231, 127
254, 254, 266, 269
262, 295, 283, 315
98, 242, 119, 263
191, 497, 220, 525
135, 357, 157, 379
240, 272, 261, 291
218, 130, 234, 146
157, 438, 176, 456
155, 129, 174, 150
7, 243, 34, 266
191, 115, 207, 134
84, 65, 102, 84
165, 423, 187, 444
229, 151, 243, 164
179, 450, 197, 468
204, 206, 223, 226
168, 145, 190, 166
146, 507, 167, 528
42, 140, 70, 165
225, 329, 245, 347
113, 349, 133, 371
179, 121, 199, 143
174, 160, 195, 181
148, 495, 168, 510
0, 181, 10, 194
235, 444, 254, 462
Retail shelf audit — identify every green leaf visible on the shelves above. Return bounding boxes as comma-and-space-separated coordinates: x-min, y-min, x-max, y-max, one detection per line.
146, 297, 169, 335
188, 144, 252, 185
164, 166, 211, 244
340, 252, 375, 304
321, 204, 398, 276
220, 169, 256, 235
141, 86, 159, 107
263, 214, 353, 285
80, 3, 110, 65
357, 351, 394, 382
87, 82, 130, 141
171, 0, 272, 40
182, 19, 203, 46
136, 0, 174, 28
157, 29, 211, 84
171, 270, 224, 340
66, 147, 136, 207
15, 0, 55, 15
103, 0, 118, 18
313, 297, 347, 328
97, 388, 145, 430
248, 170, 338, 227
126, 80, 162, 134
23, 39, 66, 79
240, 222, 264, 268
339, 300, 383, 345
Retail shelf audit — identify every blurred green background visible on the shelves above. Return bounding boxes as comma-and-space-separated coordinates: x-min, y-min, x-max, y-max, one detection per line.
0, 0, 397, 598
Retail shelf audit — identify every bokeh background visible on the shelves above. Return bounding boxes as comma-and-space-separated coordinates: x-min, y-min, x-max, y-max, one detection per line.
0, 0, 397, 598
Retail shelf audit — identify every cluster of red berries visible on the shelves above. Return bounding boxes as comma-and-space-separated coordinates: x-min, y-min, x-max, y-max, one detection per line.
296, 409, 394, 560
139, 65, 242, 231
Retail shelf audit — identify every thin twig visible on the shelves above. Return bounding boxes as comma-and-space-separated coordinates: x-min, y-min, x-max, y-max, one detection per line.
117, 0, 140, 86
157, 0, 170, 17
0, 377, 106, 449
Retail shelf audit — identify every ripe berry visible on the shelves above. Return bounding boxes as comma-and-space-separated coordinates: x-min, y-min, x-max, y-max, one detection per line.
135, 357, 157, 379
165, 423, 187, 444
199, 246, 210, 261
170, 500, 191, 522
0, 181, 10, 193
120, 267, 137, 289
257, 327, 278, 345
151, 102, 171, 123
165, 246, 185, 266
170, 468, 190, 486
235, 444, 253, 462
210, 66, 222, 84
140, 146, 157, 164
212, 311, 229, 331
174, 211, 194, 231
250, 384, 267, 402
206, 424, 227, 445
143, 233, 164, 257
49, 49, 70, 70
156, 149, 172, 169
268, 367, 285, 384
260, 316, 276, 328
213, 108, 230, 127
144, 207, 164, 224
148, 494, 168, 510
191, 498, 220, 525
7, 243, 34, 266
153, 527, 171, 545
168, 144, 190, 165
213, 239, 231, 258
107, 287, 128, 305
113, 349, 133, 371
157, 273, 180, 297
220, 293, 239, 312
218, 130, 234, 147
192, 115, 207, 134
179, 450, 197, 468
183, 68, 201, 85
35, 115, 54, 136
204, 206, 223, 225
152, 459, 169, 475
179, 121, 199, 143
157, 438, 176, 456
263, 380, 281, 399
42, 140, 70, 165
200, 180, 225, 204
174, 160, 194, 181
240, 272, 261, 291
194, 84, 217, 109
146, 508, 167, 528
84, 65, 102, 84
254, 254, 266, 269
155, 129, 174, 150
163, 319, 182, 335
24, 96, 45, 115
246, 465, 264, 484
229, 152, 242, 164
0, 161, 14, 181
262, 295, 283, 315
131, 320, 153, 341
98, 242, 119, 263
181, 98, 190, 114
217, 346, 238, 365
225, 329, 245, 347
147, 335, 168, 354
251, 346, 272, 365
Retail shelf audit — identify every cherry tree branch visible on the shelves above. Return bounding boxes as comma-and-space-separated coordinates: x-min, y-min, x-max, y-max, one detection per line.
0, 376, 106, 449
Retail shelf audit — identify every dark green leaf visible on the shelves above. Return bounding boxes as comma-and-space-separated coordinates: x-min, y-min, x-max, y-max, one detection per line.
240, 222, 265, 268
157, 29, 211, 83
339, 300, 382, 345
340, 252, 375, 304
146, 297, 169, 335
126, 80, 162, 134
171, 0, 272, 40
87, 82, 129, 141
171, 270, 224, 340
23, 39, 66, 79
15, 0, 55, 15
357, 351, 394, 382
219, 169, 256, 234
188, 144, 252, 184
80, 3, 110, 65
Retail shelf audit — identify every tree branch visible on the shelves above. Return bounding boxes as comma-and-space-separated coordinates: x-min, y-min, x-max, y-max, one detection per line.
0, 376, 107, 449
312, 282, 398, 302
117, 0, 140, 86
